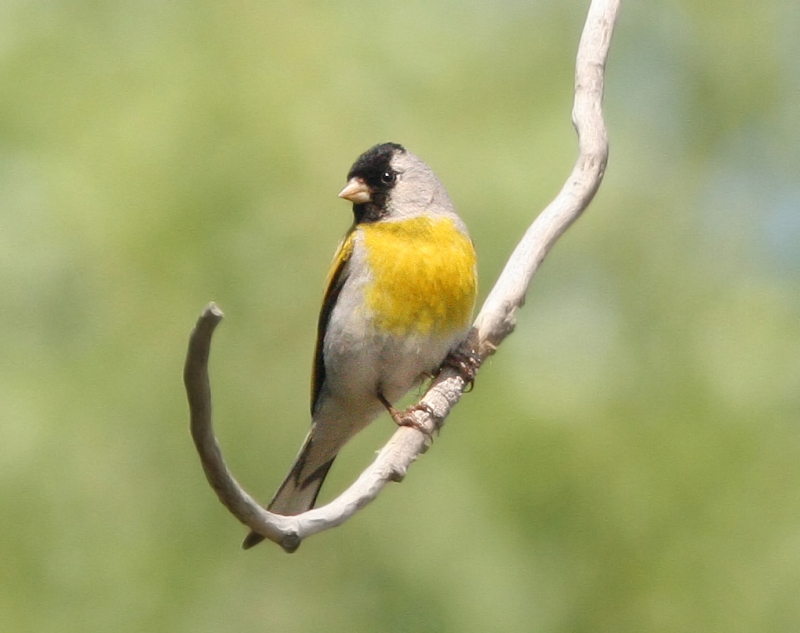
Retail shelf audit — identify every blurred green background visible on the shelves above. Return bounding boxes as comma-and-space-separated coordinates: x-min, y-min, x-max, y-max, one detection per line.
2, 0, 799, 631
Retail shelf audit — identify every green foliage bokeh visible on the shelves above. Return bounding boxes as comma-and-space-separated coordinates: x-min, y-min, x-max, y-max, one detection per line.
1, 1, 799, 631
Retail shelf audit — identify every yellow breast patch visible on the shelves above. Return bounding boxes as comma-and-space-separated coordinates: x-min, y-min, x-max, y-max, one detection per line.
361, 217, 477, 337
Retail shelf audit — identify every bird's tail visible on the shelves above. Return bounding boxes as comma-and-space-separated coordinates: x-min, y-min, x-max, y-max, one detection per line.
241, 430, 335, 550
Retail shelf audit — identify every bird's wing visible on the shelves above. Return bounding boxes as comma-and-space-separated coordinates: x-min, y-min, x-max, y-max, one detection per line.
311, 228, 356, 414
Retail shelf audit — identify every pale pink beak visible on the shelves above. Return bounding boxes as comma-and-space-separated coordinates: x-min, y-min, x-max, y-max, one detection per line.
338, 177, 371, 204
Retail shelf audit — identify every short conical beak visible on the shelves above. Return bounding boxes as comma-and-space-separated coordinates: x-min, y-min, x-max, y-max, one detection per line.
338, 177, 371, 204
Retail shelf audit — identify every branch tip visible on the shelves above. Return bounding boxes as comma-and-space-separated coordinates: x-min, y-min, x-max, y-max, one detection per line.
203, 302, 224, 320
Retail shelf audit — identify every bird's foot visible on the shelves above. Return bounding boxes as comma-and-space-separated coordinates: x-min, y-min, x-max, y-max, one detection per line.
379, 394, 435, 438
440, 345, 481, 390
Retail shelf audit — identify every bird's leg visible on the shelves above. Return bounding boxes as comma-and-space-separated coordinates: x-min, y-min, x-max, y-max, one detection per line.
378, 393, 434, 437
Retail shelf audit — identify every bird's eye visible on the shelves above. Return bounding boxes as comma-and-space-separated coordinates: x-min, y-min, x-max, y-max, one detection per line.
380, 171, 396, 185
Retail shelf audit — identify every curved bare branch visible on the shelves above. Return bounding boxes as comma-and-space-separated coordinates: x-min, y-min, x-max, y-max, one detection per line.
474, 0, 617, 355
184, 0, 621, 553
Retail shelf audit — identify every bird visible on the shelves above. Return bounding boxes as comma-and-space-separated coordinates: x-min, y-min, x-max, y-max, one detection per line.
243, 142, 477, 550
